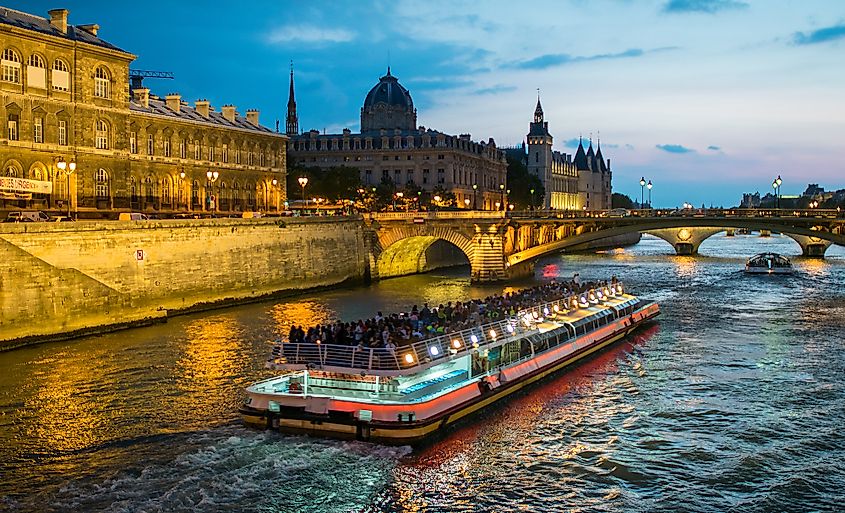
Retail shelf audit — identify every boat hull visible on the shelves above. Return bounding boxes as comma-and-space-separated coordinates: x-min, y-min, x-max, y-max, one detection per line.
240, 303, 660, 445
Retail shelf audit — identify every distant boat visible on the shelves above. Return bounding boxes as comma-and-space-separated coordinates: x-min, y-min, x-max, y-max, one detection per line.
745, 253, 792, 274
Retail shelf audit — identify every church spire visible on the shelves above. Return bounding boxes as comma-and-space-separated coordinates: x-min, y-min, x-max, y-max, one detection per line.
533, 90, 544, 123
285, 61, 298, 136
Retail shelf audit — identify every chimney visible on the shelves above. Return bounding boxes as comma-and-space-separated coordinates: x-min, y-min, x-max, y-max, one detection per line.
48, 9, 69, 34
195, 99, 210, 118
246, 109, 259, 126
221, 104, 236, 122
133, 88, 150, 109
78, 24, 99, 36
165, 93, 181, 113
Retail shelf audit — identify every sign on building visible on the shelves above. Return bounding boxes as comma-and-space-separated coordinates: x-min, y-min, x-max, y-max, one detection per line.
0, 177, 54, 195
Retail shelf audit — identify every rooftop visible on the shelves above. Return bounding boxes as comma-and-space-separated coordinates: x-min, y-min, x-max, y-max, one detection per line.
0, 6, 131, 55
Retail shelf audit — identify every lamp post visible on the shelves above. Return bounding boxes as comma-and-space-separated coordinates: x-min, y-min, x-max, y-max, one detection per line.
499, 183, 505, 211
464, 198, 470, 209
179, 169, 186, 210
56, 156, 76, 218
395, 191, 404, 212
776, 175, 782, 209
433, 194, 441, 212
495, 201, 501, 211
206, 170, 219, 214
639, 177, 646, 209
472, 183, 477, 210
530, 188, 535, 211
271, 178, 278, 212
298, 176, 308, 208
647, 180, 653, 209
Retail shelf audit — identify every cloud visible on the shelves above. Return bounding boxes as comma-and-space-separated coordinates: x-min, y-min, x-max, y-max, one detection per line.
662, 0, 748, 14
562, 138, 581, 148
792, 24, 845, 45
266, 25, 354, 44
474, 84, 517, 95
508, 48, 657, 70
707, 145, 721, 151
656, 144, 695, 153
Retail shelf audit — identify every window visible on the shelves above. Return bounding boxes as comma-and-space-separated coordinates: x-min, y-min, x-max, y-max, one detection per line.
179, 139, 186, 159
95, 120, 109, 149
52, 59, 69, 91
164, 139, 171, 157
1, 49, 21, 83
437, 168, 445, 184
7, 114, 19, 140
235, 148, 240, 164
535, 152, 539, 163
437, 154, 444, 160
130, 131, 137, 154
194, 142, 200, 160
222, 144, 228, 163
259, 152, 265, 166
26, 54, 46, 88
58, 120, 67, 145
208, 146, 214, 162
422, 169, 429, 184
33, 116, 43, 143
365, 169, 372, 184
95, 169, 109, 198
248, 152, 254, 166
94, 66, 110, 98
382, 156, 389, 161
147, 134, 154, 155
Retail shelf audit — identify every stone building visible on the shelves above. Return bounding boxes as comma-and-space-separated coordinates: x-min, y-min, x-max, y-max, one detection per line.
286, 68, 508, 210
510, 97, 612, 210
0, 6, 286, 216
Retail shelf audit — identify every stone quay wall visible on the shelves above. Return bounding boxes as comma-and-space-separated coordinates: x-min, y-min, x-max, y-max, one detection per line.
0, 217, 368, 349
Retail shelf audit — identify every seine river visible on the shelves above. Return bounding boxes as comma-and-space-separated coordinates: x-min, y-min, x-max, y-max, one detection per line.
1, 234, 844, 513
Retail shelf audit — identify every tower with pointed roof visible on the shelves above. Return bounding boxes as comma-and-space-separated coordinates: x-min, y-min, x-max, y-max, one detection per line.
285, 62, 298, 136
527, 96, 553, 208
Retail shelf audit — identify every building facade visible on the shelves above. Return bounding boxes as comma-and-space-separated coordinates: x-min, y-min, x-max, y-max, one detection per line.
286, 68, 508, 210
520, 97, 612, 210
0, 7, 286, 217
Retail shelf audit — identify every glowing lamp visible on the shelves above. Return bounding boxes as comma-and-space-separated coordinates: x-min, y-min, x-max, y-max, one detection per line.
470, 334, 478, 344
532, 311, 539, 319
506, 324, 515, 333
553, 304, 560, 313
429, 346, 440, 357
616, 284, 623, 294
404, 353, 414, 364
452, 339, 462, 349
489, 329, 497, 339
543, 307, 550, 316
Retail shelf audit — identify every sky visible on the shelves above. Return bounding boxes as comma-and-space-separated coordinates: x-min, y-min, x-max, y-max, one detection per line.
14, 0, 845, 207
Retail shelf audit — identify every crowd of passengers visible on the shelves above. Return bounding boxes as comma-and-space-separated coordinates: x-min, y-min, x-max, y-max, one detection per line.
286, 275, 619, 349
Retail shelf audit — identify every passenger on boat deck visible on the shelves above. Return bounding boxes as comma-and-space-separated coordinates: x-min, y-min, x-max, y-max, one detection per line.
282, 278, 610, 348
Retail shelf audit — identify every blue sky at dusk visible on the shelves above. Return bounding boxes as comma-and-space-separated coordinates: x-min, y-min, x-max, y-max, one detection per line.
12, 0, 845, 207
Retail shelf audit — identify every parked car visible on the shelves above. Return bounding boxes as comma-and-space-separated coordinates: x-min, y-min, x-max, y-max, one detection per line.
118, 212, 149, 221
607, 208, 631, 218
4, 211, 50, 223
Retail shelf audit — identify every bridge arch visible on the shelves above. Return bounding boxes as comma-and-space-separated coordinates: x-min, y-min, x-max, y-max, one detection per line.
371, 225, 476, 280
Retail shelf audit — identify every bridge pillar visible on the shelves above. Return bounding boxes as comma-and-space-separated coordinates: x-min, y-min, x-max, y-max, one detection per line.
470, 228, 505, 282
785, 234, 832, 258
647, 228, 725, 256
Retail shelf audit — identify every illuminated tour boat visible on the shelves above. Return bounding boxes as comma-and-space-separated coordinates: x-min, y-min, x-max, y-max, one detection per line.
745, 253, 792, 274
240, 282, 660, 444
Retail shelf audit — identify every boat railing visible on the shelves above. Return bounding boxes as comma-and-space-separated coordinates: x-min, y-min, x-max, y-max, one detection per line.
269, 283, 627, 374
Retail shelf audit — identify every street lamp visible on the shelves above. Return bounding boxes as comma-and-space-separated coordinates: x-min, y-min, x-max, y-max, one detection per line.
464, 198, 470, 209
56, 156, 76, 218
178, 169, 186, 210
647, 180, 653, 209
499, 183, 505, 211
206, 170, 219, 214
495, 201, 501, 211
433, 194, 441, 212
298, 176, 308, 207
776, 175, 782, 209
395, 191, 404, 211
639, 177, 646, 209
530, 188, 535, 211
472, 183, 477, 210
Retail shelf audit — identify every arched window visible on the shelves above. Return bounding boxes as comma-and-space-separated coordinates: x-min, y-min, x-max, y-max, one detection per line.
52, 59, 70, 91
144, 176, 155, 204
26, 54, 46, 89
191, 180, 200, 207
162, 176, 172, 204
2, 48, 22, 83
95, 120, 109, 149
94, 66, 110, 98
95, 169, 109, 198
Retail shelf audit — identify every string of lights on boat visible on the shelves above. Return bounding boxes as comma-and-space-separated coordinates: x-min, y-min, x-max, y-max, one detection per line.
268, 283, 630, 376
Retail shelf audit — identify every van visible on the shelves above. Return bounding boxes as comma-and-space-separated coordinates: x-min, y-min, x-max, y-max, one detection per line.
118, 212, 149, 221
4, 211, 50, 223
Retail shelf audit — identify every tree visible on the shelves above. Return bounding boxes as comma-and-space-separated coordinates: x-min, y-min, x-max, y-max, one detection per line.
286, 163, 362, 202
611, 193, 635, 209
505, 155, 544, 210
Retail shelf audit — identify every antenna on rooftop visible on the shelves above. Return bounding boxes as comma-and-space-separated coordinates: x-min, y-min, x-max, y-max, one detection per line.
129, 69, 174, 90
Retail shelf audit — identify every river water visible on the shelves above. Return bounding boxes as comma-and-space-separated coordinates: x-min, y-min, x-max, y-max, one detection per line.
1, 234, 844, 512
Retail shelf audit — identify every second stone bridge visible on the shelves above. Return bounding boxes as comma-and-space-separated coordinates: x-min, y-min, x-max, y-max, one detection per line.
366, 211, 845, 282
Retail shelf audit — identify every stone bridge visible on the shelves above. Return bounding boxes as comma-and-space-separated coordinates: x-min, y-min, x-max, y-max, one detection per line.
367, 210, 845, 282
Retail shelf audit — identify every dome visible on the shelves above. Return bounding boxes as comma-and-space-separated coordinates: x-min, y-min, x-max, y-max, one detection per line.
362, 67, 414, 110
360, 68, 417, 133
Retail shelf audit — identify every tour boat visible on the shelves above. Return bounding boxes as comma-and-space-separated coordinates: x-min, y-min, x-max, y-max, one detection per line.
745, 253, 792, 274
240, 284, 660, 445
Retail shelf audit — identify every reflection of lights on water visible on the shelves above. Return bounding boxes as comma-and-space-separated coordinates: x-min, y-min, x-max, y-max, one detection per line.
673, 256, 698, 279
542, 263, 560, 278
270, 301, 336, 337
